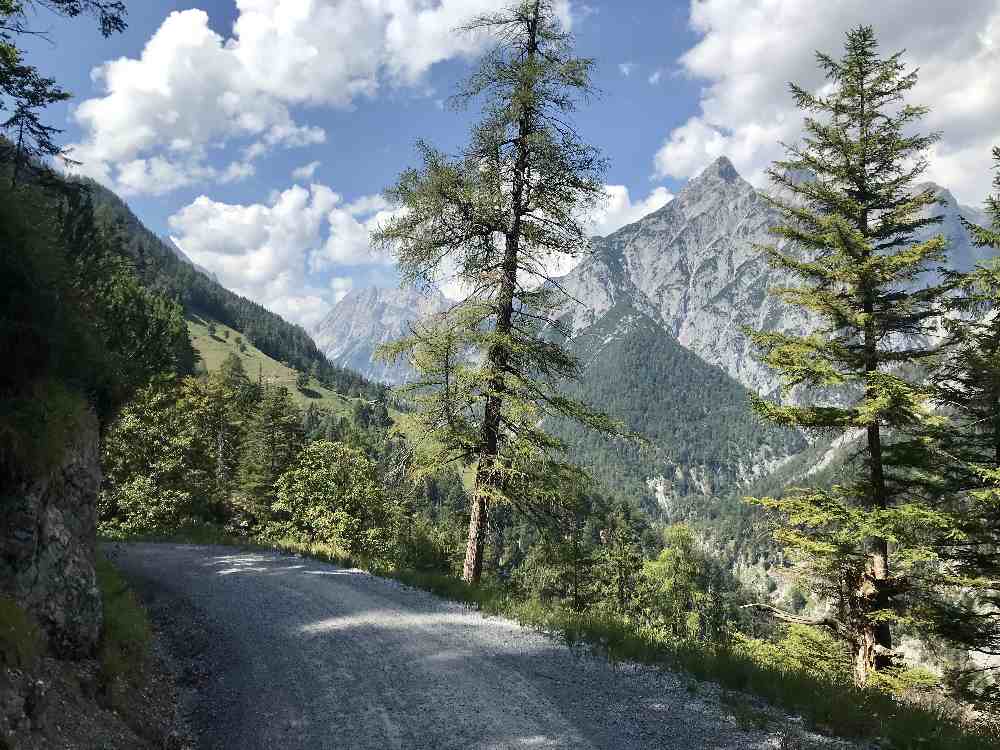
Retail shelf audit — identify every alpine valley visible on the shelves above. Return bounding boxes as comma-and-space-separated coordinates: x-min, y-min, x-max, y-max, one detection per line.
313, 156, 990, 562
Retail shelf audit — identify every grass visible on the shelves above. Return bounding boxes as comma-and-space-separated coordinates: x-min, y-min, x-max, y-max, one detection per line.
105, 527, 1000, 750
187, 314, 356, 415
95, 553, 154, 710
0, 596, 43, 669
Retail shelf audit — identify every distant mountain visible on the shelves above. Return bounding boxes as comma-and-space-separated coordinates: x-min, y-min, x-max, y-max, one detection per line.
313, 287, 449, 385
556, 156, 992, 398
552, 301, 805, 515
303, 158, 991, 520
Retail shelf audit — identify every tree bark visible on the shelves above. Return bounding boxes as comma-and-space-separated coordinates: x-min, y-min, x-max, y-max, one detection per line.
857, 192, 893, 686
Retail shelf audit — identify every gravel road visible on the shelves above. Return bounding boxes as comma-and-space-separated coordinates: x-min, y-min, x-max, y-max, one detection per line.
108, 543, 851, 750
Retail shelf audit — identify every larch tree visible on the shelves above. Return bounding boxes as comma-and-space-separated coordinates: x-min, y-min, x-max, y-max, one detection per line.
372, 0, 619, 583
744, 26, 955, 687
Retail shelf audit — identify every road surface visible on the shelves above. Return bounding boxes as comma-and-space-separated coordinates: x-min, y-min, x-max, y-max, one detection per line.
109, 543, 845, 750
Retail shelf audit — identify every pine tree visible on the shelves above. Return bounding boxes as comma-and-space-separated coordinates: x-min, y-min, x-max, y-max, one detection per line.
744, 26, 954, 687
963, 147, 1000, 250
240, 385, 303, 519
372, 0, 618, 583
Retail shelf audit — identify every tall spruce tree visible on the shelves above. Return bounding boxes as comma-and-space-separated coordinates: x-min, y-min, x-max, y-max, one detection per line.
240, 385, 303, 519
373, 0, 618, 583
744, 26, 953, 687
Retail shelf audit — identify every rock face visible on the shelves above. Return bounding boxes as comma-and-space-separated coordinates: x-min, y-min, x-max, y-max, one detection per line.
0, 412, 103, 658
313, 286, 449, 385
555, 156, 989, 397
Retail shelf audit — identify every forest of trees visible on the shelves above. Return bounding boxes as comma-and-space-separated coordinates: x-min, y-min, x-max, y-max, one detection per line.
84, 181, 386, 401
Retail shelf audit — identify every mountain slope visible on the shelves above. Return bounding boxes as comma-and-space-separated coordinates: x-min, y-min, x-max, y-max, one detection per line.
556, 157, 992, 397
81, 178, 383, 400
187, 315, 355, 416
313, 287, 449, 385
553, 302, 805, 512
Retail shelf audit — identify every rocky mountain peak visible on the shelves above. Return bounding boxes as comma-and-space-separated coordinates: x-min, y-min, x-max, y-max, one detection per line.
313, 285, 449, 385
694, 155, 741, 185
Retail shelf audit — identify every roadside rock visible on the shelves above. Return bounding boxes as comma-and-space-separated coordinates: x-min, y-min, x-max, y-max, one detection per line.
0, 411, 103, 658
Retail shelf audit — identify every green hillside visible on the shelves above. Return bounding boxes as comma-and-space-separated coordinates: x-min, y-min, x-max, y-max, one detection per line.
188, 315, 355, 416
555, 303, 805, 507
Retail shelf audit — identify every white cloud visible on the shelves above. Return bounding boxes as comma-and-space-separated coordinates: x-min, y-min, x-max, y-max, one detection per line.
330, 277, 354, 303
168, 184, 395, 328
618, 61, 636, 77
656, 0, 1000, 203
292, 160, 322, 182
68, 1, 577, 195
648, 69, 662, 85
588, 185, 674, 237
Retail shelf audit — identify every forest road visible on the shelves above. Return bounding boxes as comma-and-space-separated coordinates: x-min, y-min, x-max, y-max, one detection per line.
108, 543, 832, 750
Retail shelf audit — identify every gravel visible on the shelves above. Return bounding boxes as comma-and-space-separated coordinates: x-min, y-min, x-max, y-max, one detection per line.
107, 542, 857, 750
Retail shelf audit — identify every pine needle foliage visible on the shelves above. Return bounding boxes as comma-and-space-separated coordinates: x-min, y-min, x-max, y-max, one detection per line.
372, 0, 620, 583
743, 26, 955, 688
929, 151, 1000, 705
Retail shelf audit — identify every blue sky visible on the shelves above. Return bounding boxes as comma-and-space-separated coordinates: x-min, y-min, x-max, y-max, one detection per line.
22, 1, 1000, 327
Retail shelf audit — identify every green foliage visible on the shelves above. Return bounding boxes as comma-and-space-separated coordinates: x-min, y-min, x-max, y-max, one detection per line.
738, 625, 852, 685
640, 525, 739, 643
927, 184, 1000, 704
0, 2, 125, 183
550, 303, 804, 537
84, 180, 384, 401
95, 553, 153, 710
1, 179, 193, 487
272, 440, 400, 561
0, 595, 42, 669
962, 146, 1000, 249
100, 379, 209, 533
239, 385, 304, 514
373, 0, 620, 581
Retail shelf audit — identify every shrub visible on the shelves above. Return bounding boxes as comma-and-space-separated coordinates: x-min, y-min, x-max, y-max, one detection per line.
95, 554, 152, 709
272, 440, 400, 561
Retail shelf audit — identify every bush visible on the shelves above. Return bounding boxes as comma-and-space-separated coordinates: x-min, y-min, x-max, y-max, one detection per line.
95, 554, 152, 709
272, 440, 400, 561
394, 515, 463, 573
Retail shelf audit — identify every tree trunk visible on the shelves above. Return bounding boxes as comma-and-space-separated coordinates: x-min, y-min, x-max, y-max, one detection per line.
857, 183, 893, 685
462, 489, 488, 582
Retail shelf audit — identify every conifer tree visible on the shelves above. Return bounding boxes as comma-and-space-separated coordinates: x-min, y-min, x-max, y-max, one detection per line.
240, 385, 303, 518
928, 149, 1000, 703
0, 1, 127, 182
963, 147, 1000, 250
744, 26, 953, 687
373, 0, 618, 583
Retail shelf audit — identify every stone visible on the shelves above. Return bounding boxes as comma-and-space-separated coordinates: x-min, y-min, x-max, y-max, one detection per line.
0, 412, 103, 659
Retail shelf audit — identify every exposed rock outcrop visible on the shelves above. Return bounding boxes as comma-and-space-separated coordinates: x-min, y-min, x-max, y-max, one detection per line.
0, 412, 103, 658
